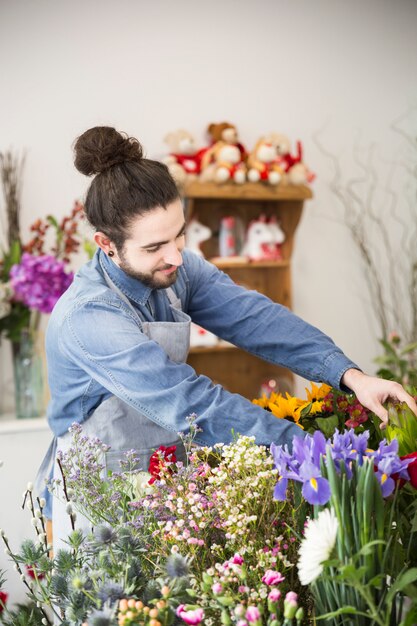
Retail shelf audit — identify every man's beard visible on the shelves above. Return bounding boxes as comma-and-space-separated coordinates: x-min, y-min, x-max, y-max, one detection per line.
117, 251, 178, 290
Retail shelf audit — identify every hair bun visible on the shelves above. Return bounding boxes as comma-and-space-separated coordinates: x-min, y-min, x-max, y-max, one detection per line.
73, 126, 143, 176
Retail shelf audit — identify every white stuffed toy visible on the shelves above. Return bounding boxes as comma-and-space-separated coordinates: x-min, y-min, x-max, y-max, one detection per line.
163, 129, 207, 187
185, 219, 212, 257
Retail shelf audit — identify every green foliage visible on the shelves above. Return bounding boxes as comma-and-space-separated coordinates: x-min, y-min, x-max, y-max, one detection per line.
375, 336, 417, 388
311, 456, 417, 625
0, 601, 45, 626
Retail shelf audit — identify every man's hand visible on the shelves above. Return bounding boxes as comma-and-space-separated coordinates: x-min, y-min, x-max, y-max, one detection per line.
341, 368, 417, 428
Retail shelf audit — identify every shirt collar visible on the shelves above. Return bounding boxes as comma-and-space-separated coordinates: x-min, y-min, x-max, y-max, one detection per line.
98, 248, 152, 306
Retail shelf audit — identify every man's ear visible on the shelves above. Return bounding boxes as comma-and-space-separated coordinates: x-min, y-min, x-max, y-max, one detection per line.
94, 232, 115, 256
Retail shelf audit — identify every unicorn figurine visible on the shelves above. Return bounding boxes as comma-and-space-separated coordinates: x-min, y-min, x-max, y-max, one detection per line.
242, 215, 276, 261
185, 218, 212, 257
242, 215, 285, 261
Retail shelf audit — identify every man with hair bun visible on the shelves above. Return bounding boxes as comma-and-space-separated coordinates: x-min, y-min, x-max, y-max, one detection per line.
41, 126, 417, 547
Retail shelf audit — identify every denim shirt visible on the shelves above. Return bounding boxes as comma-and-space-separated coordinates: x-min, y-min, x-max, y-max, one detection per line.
46, 248, 359, 447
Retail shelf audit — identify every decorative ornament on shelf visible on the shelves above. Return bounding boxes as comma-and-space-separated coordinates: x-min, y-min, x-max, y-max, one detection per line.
266, 133, 316, 185
163, 129, 208, 188
218, 215, 245, 257
247, 137, 284, 185
185, 218, 212, 257
242, 214, 286, 262
200, 123, 247, 184
206, 121, 247, 163
190, 322, 219, 348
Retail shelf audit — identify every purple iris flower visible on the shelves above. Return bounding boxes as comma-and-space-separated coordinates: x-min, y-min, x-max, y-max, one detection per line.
299, 460, 330, 505
271, 427, 413, 506
272, 433, 330, 505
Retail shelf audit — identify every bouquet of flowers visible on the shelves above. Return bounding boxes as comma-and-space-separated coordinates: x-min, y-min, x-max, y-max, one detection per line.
0, 201, 87, 345
2, 407, 417, 625
271, 428, 417, 625
0, 419, 310, 625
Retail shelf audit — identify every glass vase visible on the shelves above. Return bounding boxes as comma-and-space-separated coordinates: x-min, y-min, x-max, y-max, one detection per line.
12, 328, 44, 419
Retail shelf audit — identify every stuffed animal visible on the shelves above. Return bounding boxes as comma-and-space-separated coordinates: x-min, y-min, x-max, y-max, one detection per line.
163, 129, 208, 186
265, 134, 315, 185
190, 322, 219, 347
207, 122, 247, 162
185, 218, 212, 257
200, 141, 246, 184
247, 138, 283, 185
241, 215, 285, 261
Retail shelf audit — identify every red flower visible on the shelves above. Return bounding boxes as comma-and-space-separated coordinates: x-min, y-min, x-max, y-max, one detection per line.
148, 445, 177, 485
0, 590, 8, 613
26, 564, 45, 580
401, 452, 417, 489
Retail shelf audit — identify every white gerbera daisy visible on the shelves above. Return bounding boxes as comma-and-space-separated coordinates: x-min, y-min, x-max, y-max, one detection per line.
297, 507, 338, 585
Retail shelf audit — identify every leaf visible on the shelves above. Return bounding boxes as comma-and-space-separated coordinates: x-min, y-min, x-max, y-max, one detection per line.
315, 415, 339, 439
401, 341, 417, 355
356, 539, 386, 557
46, 215, 59, 228
300, 402, 312, 418
386, 568, 417, 605
376, 368, 396, 381
315, 605, 367, 620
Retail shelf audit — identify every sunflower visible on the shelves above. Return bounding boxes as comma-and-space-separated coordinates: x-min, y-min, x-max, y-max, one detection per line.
304, 382, 332, 415
267, 392, 305, 428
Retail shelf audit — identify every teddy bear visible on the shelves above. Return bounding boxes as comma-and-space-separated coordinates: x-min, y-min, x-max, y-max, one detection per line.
264, 133, 315, 185
163, 129, 208, 187
246, 137, 284, 185
199, 141, 246, 184
206, 122, 247, 162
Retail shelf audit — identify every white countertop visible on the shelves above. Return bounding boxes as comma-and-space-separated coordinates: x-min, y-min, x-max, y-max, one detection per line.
0, 414, 49, 434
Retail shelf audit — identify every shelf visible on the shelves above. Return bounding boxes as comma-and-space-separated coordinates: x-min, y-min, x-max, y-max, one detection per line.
183, 181, 313, 201
210, 258, 290, 270
189, 343, 237, 355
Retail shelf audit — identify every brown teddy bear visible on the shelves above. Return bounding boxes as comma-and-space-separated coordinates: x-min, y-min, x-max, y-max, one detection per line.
207, 122, 247, 161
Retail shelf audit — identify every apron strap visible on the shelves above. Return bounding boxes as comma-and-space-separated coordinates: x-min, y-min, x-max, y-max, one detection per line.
34, 436, 57, 497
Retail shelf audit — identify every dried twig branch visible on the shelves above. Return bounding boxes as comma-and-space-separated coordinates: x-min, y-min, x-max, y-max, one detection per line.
0, 149, 26, 250
313, 117, 417, 344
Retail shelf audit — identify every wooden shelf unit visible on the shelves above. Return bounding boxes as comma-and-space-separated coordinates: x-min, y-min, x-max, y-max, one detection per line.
184, 181, 313, 399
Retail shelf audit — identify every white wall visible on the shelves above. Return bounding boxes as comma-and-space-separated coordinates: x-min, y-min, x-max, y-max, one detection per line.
0, 0, 416, 402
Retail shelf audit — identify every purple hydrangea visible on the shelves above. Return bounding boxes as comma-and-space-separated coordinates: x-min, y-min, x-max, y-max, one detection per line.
10, 253, 73, 313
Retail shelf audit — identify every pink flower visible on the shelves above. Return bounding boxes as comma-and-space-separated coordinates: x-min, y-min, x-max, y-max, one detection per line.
262, 569, 285, 585
231, 553, 244, 565
212, 583, 223, 594
285, 591, 298, 604
245, 606, 261, 623
176, 604, 205, 625
268, 589, 282, 602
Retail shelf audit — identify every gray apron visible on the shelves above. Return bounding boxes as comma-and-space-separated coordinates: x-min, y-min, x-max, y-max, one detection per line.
79, 272, 191, 472
41, 276, 191, 552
